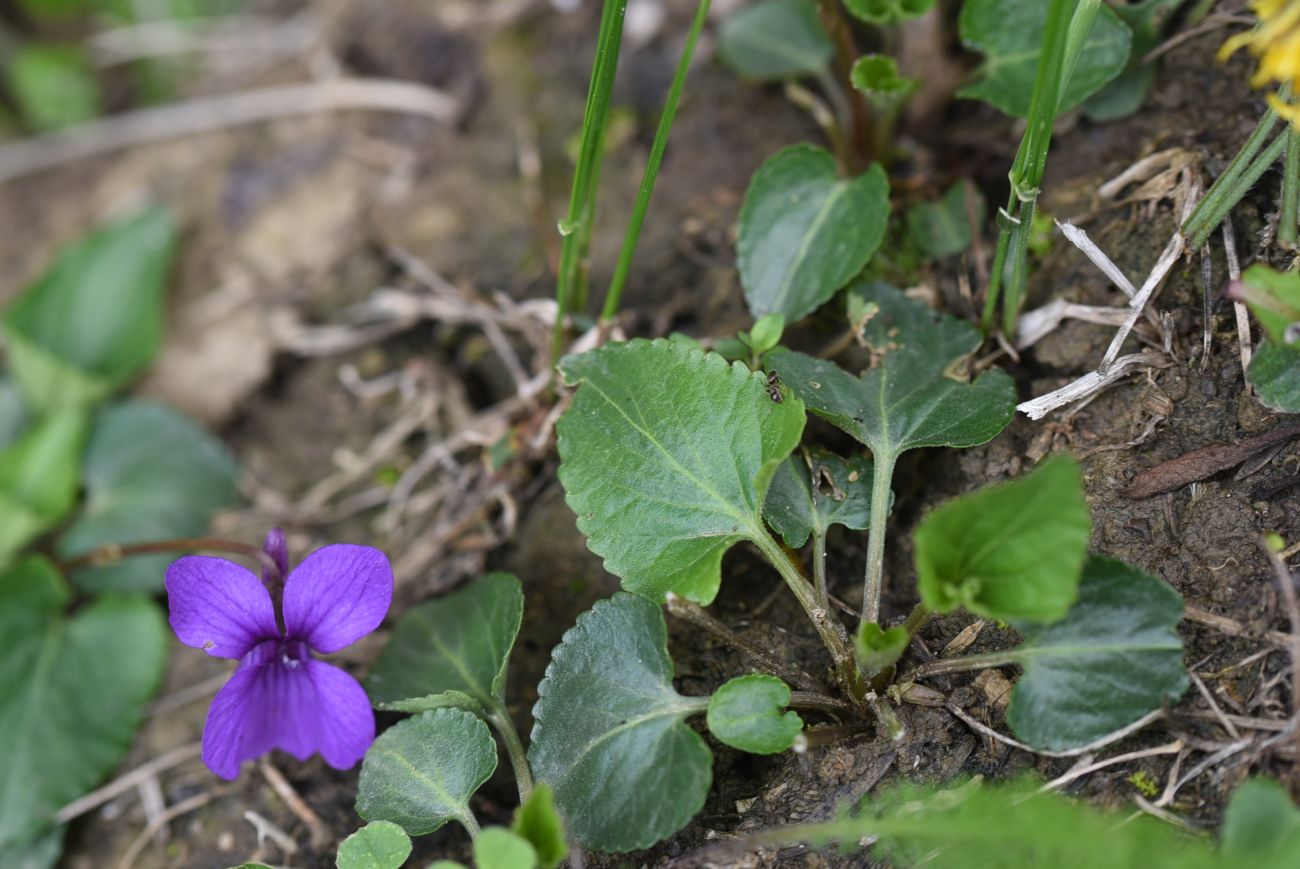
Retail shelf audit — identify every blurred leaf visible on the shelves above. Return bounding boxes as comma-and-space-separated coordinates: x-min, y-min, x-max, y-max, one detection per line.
4, 44, 99, 131
3, 209, 176, 412
1250, 340, 1300, 413
474, 828, 537, 869
763, 449, 875, 549
1084, 0, 1184, 121
744, 312, 787, 356
556, 339, 804, 604
529, 593, 712, 852
0, 409, 88, 565
1007, 557, 1188, 751
855, 622, 908, 675
849, 54, 918, 113
0, 558, 166, 859
58, 401, 237, 592
706, 674, 802, 754
0, 380, 29, 450
914, 457, 1091, 622
511, 784, 567, 869
1221, 779, 1300, 863
718, 0, 833, 81
958, 0, 1131, 118
905, 180, 985, 260
367, 573, 523, 712
356, 709, 497, 836
843, 0, 934, 25
336, 821, 412, 869
739, 146, 891, 322
1232, 264, 1300, 346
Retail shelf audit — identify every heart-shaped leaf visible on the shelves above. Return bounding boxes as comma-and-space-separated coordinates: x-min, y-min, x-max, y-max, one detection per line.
958, 0, 1131, 118
1250, 340, 1300, 413
914, 456, 1091, 622
905, 180, 985, 261
706, 674, 802, 755
528, 593, 712, 852
718, 0, 833, 81
3, 208, 176, 411
0, 558, 166, 857
366, 573, 523, 712
511, 784, 567, 869
474, 828, 537, 869
843, 0, 935, 27
738, 146, 890, 322
57, 401, 237, 592
0, 409, 87, 565
763, 449, 875, 548
557, 339, 804, 604
356, 708, 497, 836
770, 282, 1016, 476
336, 821, 412, 869
1006, 557, 1188, 750
855, 622, 909, 675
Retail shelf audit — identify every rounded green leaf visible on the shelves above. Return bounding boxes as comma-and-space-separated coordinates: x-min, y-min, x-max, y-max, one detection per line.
914, 456, 1091, 622
57, 401, 238, 592
706, 674, 802, 755
843, 0, 934, 25
770, 282, 1016, 468
0, 408, 87, 564
1250, 340, 1300, 413
1007, 557, 1188, 751
0, 558, 167, 855
367, 573, 524, 710
473, 828, 537, 869
356, 709, 497, 836
763, 449, 875, 548
3, 208, 176, 411
556, 339, 804, 604
336, 821, 412, 869
718, 0, 833, 81
511, 784, 567, 869
738, 146, 890, 323
958, 0, 1131, 118
528, 594, 712, 852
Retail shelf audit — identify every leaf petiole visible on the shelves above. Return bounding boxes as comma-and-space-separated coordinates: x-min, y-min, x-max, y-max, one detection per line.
861, 449, 897, 625
485, 698, 534, 801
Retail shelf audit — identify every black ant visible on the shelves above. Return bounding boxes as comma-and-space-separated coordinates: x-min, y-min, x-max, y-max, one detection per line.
765, 370, 782, 403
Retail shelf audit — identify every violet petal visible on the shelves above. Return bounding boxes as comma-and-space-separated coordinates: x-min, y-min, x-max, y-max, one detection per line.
166, 556, 279, 660
282, 544, 393, 653
201, 655, 376, 780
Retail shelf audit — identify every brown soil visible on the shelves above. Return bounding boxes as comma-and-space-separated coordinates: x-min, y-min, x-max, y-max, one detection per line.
3, 1, 1294, 867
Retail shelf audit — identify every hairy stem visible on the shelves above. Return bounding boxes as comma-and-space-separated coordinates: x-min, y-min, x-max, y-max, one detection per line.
486, 699, 533, 801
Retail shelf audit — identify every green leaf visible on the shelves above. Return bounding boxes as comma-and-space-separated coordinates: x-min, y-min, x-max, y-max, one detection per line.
738, 146, 891, 322
511, 784, 567, 869
4, 44, 99, 131
769, 282, 1016, 473
905, 180, 985, 260
849, 54, 918, 112
3, 208, 176, 412
556, 339, 804, 604
367, 573, 524, 711
763, 449, 875, 548
855, 622, 909, 675
0, 558, 166, 856
474, 828, 537, 869
1250, 340, 1300, 413
706, 674, 802, 755
745, 312, 786, 356
718, 0, 833, 81
528, 593, 712, 852
336, 821, 413, 869
0, 409, 87, 564
1233, 264, 1300, 346
958, 0, 1131, 118
1006, 557, 1188, 751
356, 708, 497, 837
914, 456, 1091, 622
843, 0, 934, 25
58, 401, 238, 592
0, 380, 28, 449
1221, 779, 1300, 864
0, 826, 62, 869
1083, 0, 1183, 121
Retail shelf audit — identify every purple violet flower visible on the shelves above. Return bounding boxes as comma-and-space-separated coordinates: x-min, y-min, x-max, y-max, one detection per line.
165, 530, 393, 780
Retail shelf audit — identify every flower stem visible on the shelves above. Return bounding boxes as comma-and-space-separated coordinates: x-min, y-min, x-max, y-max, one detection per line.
862, 450, 897, 626
602, 0, 711, 322
485, 698, 533, 801
57, 536, 280, 584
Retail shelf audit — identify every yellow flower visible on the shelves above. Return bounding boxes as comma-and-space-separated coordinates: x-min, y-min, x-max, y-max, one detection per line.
1221, 0, 1300, 124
